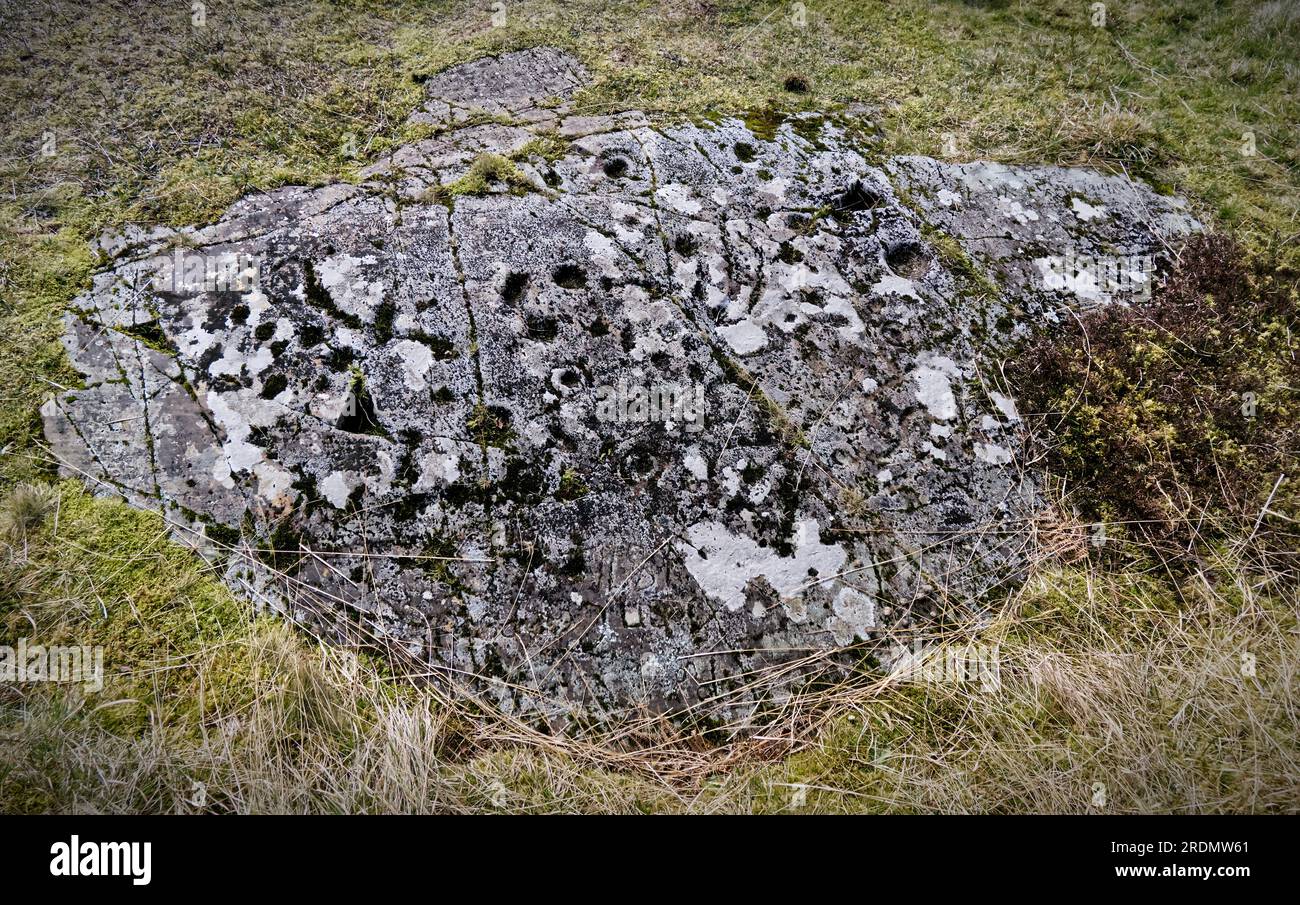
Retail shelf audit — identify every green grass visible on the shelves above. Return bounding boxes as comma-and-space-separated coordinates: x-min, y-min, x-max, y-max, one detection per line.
4, 1, 1298, 478
1, 0, 1298, 812
3, 482, 1294, 812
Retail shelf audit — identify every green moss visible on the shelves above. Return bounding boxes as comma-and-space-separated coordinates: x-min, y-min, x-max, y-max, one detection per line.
466, 402, 515, 451
1, 483, 246, 670
408, 330, 457, 360
425, 152, 534, 206
554, 467, 589, 501
432, 385, 456, 405
336, 365, 388, 437
918, 224, 1002, 305
203, 519, 243, 548
742, 106, 787, 142
258, 515, 304, 574
707, 344, 809, 450
1009, 235, 1298, 549
512, 131, 569, 164
420, 530, 468, 590
259, 372, 289, 399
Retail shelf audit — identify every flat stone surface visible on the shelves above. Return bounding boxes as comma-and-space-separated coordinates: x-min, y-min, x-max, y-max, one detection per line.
43, 48, 1199, 724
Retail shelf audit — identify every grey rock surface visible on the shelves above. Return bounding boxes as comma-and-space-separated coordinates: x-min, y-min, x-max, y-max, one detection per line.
43, 48, 1199, 724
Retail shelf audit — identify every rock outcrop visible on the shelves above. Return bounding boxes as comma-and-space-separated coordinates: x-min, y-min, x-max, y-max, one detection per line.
42, 48, 1199, 723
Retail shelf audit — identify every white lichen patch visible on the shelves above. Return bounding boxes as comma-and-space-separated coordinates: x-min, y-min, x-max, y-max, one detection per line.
719, 318, 768, 355
253, 460, 296, 505
392, 339, 434, 390
871, 271, 921, 299
1071, 197, 1105, 221
912, 364, 958, 420
974, 442, 1013, 466
677, 518, 846, 613
1034, 256, 1102, 301
655, 182, 702, 216
414, 438, 463, 489
829, 585, 876, 645
582, 228, 622, 277
320, 470, 359, 509
997, 196, 1040, 224
990, 391, 1020, 422
683, 448, 708, 481
315, 253, 385, 322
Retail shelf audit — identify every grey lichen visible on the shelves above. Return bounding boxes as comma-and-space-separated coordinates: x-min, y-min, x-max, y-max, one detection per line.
41, 47, 1199, 727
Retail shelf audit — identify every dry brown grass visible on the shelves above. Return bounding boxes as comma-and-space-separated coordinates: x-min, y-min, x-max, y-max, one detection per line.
2, 473, 1296, 813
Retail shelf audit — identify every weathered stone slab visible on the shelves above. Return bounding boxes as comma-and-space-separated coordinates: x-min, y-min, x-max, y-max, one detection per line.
43, 48, 1198, 724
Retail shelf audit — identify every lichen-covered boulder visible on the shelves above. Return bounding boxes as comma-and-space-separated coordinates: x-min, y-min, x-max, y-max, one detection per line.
42, 48, 1198, 724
